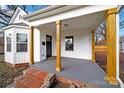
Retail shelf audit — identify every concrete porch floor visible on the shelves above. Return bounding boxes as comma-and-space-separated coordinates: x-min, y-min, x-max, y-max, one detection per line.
32, 57, 119, 88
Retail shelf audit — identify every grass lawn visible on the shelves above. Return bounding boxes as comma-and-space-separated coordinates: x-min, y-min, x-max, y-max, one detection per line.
0, 61, 26, 87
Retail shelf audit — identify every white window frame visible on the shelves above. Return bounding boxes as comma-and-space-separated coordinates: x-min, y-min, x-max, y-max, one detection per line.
6, 34, 12, 52
16, 33, 28, 52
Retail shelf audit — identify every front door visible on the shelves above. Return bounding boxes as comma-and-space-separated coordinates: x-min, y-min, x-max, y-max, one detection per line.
46, 35, 52, 58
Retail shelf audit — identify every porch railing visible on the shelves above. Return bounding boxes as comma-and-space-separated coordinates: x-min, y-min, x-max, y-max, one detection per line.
95, 45, 107, 72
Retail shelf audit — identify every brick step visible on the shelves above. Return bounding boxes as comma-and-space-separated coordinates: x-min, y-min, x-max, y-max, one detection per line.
23, 68, 48, 80
15, 75, 44, 88
15, 68, 56, 88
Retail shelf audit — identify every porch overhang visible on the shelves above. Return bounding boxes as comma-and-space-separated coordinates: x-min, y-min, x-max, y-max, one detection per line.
21, 5, 117, 26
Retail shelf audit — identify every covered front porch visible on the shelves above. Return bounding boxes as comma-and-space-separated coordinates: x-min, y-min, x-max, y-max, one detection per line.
22, 5, 119, 85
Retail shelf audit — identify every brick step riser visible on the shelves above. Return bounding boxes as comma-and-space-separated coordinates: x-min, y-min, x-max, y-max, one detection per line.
15, 68, 54, 88
16, 82, 28, 88
15, 75, 44, 88
16, 79, 43, 88
23, 68, 48, 80
25, 73, 47, 81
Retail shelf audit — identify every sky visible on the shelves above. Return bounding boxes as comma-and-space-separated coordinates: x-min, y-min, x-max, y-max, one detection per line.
119, 7, 124, 37
24, 5, 48, 13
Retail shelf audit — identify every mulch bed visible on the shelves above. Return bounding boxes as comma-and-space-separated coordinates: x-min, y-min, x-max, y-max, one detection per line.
0, 61, 27, 88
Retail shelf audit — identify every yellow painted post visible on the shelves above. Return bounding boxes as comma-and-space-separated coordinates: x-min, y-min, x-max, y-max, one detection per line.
56, 20, 61, 72
92, 31, 95, 63
30, 26, 34, 65
105, 8, 118, 85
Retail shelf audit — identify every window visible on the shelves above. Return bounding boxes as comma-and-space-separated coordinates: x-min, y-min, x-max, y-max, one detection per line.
16, 33, 28, 52
6, 34, 12, 52
65, 36, 74, 51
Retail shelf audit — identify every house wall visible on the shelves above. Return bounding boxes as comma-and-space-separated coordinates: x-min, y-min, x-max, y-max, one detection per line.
39, 27, 92, 60
121, 42, 124, 52
61, 29, 92, 59
120, 36, 124, 52
4, 28, 14, 64
122, 42, 124, 49
39, 27, 55, 61
4, 27, 41, 65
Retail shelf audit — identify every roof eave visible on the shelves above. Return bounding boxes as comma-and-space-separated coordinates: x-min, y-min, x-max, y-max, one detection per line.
22, 5, 84, 22
2, 25, 29, 31
22, 5, 65, 19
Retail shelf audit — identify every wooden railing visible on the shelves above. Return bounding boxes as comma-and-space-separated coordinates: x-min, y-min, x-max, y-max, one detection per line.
95, 45, 107, 52
95, 45, 107, 72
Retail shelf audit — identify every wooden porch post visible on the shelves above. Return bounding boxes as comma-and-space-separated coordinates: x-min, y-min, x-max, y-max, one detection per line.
30, 26, 34, 65
56, 20, 61, 72
105, 8, 118, 85
92, 31, 95, 63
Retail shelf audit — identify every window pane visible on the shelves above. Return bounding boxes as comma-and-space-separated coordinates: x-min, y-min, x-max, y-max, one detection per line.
16, 33, 27, 42
17, 43, 27, 52
6, 36, 12, 42
7, 43, 11, 52
66, 44, 73, 51
65, 36, 74, 51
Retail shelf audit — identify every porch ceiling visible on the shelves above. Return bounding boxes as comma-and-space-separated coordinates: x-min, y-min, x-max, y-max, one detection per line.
40, 10, 106, 32
22, 5, 117, 26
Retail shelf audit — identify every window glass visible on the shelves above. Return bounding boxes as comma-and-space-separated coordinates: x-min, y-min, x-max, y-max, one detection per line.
7, 36, 11, 42
16, 33, 27, 42
65, 36, 74, 51
16, 33, 28, 52
6, 34, 12, 52
7, 43, 11, 52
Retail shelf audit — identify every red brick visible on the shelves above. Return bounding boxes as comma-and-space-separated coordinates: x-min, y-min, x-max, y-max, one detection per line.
25, 68, 48, 80
56, 76, 98, 88
15, 68, 49, 88
15, 75, 44, 88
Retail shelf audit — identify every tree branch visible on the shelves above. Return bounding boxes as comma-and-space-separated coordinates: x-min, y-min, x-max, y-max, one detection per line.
0, 16, 9, 23
0, 21, 8, 26
0, 11, 11, 18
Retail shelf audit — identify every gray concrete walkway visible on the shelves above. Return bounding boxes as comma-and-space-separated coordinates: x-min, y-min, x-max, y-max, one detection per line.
32, 57, 119, 87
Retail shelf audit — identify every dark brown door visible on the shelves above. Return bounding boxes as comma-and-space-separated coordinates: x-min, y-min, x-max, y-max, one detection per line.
46, 35, 52, 58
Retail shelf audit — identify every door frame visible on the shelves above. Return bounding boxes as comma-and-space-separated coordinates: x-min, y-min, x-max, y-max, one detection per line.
46, 34, 52, 58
